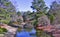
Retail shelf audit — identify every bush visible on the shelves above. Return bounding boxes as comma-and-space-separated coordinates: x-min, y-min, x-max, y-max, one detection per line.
1, 20, 10, 24
0, 27, 7, 34
49, 14, 55, 24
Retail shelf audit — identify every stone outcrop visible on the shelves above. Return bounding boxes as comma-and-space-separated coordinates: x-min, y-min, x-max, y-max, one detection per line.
38, 15, 50, 26
37, 24, 60, 37
0, 24, 18, 37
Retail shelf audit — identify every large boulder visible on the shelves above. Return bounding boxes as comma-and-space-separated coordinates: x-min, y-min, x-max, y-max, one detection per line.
38, 15, 50, 26
0, 24, 18, 34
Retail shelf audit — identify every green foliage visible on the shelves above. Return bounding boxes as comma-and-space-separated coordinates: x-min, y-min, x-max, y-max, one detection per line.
31, 0, 48, 13
36, 29, 52, 37
49, 14, 55, 24
31, 0, 48, 27
0, 0, 16, 24
48, 1, 60, 24
4, 2, 10, 6
33, 20, 38, 27
23, 11, 33, 22
0, 8, 10, 24
17, 19, 22, 24
36, 12, 44, 18
0, 27, 7, 34
46, 13, 54, 24
1, 20, 10, 24
17, 11, 21, 16
32, 12, 45, 27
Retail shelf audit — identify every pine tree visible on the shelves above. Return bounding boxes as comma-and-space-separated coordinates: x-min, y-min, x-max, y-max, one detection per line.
31, 0, 51, 37
31, 0, 48, 13
48, 1, 60, 25
0, 0, 16, 24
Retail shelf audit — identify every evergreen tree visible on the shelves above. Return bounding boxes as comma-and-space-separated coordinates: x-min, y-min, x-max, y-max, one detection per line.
31, 0, 51, 37
31, 0, 48, 13
48, 1, 60, 25
0, 0, 16, 24
17, 11, 21, 16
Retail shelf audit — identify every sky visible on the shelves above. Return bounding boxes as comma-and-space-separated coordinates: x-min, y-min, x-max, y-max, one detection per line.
10, 0, 56, 12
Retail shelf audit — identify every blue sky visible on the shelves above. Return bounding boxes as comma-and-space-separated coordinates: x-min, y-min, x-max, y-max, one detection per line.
10, 0, 55, 12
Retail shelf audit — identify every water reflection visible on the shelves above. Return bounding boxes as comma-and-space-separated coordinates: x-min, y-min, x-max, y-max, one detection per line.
16, 28, 36, 37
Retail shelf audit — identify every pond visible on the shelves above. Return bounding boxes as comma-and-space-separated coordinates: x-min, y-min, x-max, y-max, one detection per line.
16, 28, 36, 37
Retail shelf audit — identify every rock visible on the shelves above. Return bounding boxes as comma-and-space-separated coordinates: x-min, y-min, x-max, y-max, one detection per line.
38, 15, 50, 26
0, 34, 4, 37
4, 32, 15, 37
0, 24, 18, 34
23, 23, 33, 29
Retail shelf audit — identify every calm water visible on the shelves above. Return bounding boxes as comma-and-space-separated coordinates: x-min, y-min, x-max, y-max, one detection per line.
16, 28, 36, 37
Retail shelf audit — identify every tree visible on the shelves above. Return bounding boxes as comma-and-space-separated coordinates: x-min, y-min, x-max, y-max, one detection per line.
31, 0, 48, 13
48, 1, 60, 25
31, 0, 49, 26
0, 0, 16, 24
17, 11, 21, 16
23, 11, 32, 22
31, 0, 51, 37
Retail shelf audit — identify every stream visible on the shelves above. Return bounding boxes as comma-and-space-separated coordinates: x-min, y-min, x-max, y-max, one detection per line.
16, 28, 36, 37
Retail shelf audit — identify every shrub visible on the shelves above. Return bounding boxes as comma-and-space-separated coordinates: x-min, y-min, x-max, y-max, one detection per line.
0, 27, 7, 34
1, 20, 10, 24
